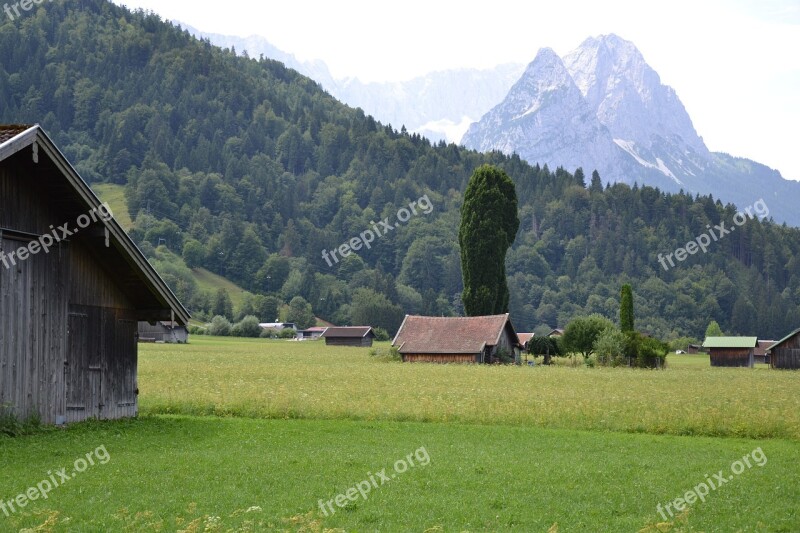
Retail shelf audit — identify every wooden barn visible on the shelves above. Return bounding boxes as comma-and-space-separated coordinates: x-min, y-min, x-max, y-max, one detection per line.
322, 326, 375, 347
768, 328, 800, 369
754, 340, 774, 365
0, 125, 189, 425
703, 336, 758, 368
392, 314, 522, 364
138, 321, 189, 344
517, 333, 534, 351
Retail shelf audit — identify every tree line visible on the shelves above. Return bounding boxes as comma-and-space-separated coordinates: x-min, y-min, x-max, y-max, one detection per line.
1, 1, 799, 338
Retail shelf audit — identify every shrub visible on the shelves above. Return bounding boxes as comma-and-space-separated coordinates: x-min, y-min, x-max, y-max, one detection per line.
278, 328, 297, 339
495, 348, 515, 365
373, 327, 391, 342
260, 328, 277, 339
369, 346, 401, 362
233, 316, 262, 338
208, 315, 232, 336
626, 332, 668, 369
593, 327, 627, 367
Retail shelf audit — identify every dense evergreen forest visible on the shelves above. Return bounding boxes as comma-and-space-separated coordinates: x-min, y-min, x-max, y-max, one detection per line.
1, 0, 799, 339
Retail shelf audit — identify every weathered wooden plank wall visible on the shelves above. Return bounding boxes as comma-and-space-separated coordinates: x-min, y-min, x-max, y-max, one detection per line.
402, 354, 477, 363
1, 155, 139, 424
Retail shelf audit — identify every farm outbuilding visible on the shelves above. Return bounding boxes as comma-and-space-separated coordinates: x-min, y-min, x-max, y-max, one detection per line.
0, 124, 189, 425
754, 340, 774, 365
392, 314, 522, 364
703, 337, 758, 368
298, 326, 327, 340
517, 333, 534, 351
138, 321, 189, 343
322, 326, 375, 347
768, 328, 800, 369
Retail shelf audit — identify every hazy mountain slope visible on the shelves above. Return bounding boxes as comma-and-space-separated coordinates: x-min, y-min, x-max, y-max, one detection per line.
177, 23, 523, 145
177, 23, 338, 89
333, 64, 524, 143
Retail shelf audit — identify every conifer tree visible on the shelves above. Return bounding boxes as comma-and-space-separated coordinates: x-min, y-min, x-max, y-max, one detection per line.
459, 165, 519, 316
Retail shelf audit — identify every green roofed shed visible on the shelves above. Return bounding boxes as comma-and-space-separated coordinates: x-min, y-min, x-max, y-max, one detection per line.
703, 337, 758, 367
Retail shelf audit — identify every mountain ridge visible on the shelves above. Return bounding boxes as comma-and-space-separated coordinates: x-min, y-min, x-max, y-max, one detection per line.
463, 34, 800, 226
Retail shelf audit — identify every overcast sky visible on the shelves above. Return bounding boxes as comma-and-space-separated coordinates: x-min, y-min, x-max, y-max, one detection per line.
115, 0, 800, 180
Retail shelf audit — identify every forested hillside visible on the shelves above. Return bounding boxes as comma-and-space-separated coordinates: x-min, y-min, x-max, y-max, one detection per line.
1, 0, 799, 339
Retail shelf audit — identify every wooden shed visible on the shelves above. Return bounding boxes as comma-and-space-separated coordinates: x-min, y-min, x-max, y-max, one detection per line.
517, 333, 534, 351
322, 326, 375, 347
703, 336, 758, 368
0, 124, 189, 425
138, 321, 189, 344
768, 328, 800, 369
392, 314, 522, 364
754, 340, 774, 365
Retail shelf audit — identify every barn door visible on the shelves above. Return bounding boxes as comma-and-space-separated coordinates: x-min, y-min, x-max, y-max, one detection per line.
66, 309, 102, 422
113, 318, 138, 418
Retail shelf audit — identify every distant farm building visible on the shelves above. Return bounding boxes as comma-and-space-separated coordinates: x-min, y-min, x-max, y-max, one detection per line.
392, 314, 522, 364
754, 340, 774, 365
687, 343, 704, 354
768, 328, 800, 369
548, 328, 564, 337
517, 333, 534, 351
703, 337, 758, 368
138, 321, 189, 343
298, 326, 327, 340
0, 125, 189, 425
322, 326, 375, 347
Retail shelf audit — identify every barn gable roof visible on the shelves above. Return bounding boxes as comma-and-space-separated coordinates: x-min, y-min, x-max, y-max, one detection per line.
702, 337, 758, 349
392, 314, 520, 354
767, 327, 800, 352
0, 124, 190, 324
517, 333, 534, 346
322, 326, 374, 338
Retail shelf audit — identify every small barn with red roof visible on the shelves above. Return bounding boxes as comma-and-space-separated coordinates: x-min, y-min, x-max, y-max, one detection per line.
392, 314, 522, 364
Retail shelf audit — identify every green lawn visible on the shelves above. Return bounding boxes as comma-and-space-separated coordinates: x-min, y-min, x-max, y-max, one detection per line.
1, 416, 798, 532
2, 337, 799, 531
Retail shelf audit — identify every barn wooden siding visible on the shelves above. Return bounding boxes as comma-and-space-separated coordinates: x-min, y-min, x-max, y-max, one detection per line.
771, 331, 800, 369
709, 348, 754, 368
401, 353, 478, 363
324, 337, 374, 347
1, 155, 138, 424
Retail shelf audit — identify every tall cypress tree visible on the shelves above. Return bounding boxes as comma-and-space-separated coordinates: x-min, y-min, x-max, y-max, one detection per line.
620, 284, 634, 332
459, 165, 520, 316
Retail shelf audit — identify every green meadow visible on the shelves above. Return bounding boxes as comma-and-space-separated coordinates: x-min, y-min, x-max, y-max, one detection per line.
1, 337, 798, 532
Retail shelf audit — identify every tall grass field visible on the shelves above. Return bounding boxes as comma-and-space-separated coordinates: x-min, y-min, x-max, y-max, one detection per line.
1, 337, 798, 532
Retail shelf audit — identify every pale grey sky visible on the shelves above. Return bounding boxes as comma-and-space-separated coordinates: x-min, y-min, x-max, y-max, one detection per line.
115, 0, 800, 180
